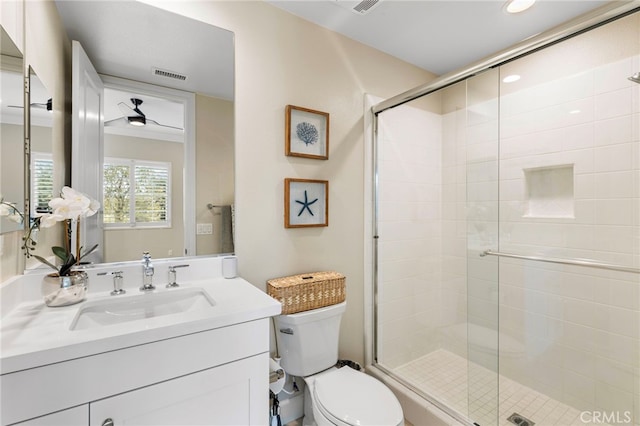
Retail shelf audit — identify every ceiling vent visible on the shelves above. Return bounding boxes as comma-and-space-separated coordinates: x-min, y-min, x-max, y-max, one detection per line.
332, 0, 382, 15
152, 67, 187, 81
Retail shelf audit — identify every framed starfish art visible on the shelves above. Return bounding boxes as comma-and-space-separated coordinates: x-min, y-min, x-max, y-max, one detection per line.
284, 178, 329, 228
285, 105, 329, 160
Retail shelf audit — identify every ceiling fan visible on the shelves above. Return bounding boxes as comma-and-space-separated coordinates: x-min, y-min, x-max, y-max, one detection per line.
8, 98, 52, 111
105, 98, 183, 130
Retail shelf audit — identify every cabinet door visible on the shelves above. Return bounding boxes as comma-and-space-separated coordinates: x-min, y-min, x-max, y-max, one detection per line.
89, 353, 267, 426
14, 405, 87, 426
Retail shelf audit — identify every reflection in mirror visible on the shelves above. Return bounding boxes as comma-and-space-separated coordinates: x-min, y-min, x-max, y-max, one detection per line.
24, 67, 56, 269
54, 0, 234, 263
0, 26, 24, 234
102, 82, 188, 262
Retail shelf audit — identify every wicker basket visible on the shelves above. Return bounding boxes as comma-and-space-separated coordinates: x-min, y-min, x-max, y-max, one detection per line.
267, 271, 346, 314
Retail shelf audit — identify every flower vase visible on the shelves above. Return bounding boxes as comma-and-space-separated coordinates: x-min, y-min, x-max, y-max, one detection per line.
41, 271, 88, 307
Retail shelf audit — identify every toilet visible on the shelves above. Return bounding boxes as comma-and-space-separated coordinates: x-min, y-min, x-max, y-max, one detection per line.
275, 302, 404, 426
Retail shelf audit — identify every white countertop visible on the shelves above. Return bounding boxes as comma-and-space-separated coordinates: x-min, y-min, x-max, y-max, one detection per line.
0, 257, 281, 375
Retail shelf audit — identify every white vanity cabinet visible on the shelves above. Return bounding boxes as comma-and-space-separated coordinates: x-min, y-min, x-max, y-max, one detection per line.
3, 319, 270, 426
15, 406, 87, 426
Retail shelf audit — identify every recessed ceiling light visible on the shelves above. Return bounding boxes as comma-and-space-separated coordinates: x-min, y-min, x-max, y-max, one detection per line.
569, 109, 581, 114
504, 0, 536, 14
502, 74, 521, 83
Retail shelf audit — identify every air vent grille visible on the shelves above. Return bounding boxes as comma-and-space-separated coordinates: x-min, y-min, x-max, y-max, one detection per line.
152, 68, 187, 81
353, 0, 379, 13
333, 0, 383, 15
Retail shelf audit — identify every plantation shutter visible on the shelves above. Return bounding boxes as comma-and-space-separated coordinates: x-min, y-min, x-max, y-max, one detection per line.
31, 153, 54, 214
103, 157, 171, 227
135, 163, 170, 223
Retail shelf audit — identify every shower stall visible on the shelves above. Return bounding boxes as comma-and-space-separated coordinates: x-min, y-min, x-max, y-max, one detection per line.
366, 5, 639, 426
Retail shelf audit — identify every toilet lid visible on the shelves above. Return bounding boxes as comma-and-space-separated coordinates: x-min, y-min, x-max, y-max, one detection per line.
313, 367, 403, 426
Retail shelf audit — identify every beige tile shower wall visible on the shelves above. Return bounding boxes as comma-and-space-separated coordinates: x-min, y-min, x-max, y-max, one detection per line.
377, 103, 443, 369
497, 13, 639, 423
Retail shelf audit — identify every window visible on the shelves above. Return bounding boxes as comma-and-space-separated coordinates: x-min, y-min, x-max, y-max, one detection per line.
103, 158, 171, 228
31, 152, 54, 215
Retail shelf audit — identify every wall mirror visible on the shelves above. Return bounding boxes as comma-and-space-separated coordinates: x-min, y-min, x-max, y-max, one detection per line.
23, 67, 56, 269
0, 25, 25, 234
54, 0, 235, 263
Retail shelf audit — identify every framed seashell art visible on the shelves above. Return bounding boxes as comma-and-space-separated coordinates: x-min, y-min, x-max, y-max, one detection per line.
284, 178, 329, 228
285, 105, 329, 160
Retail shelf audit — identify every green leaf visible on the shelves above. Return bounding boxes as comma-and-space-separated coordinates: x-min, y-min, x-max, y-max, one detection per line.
52, 246, 69, 261
59, 264, 72, 276
59, 253, 77, 276
80, 244, 99, 259
32, 255, 58, 271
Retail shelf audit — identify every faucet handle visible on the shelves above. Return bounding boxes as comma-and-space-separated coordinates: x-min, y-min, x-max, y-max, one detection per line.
167, 264, 190, 288
98, 270, 126, 295
142, 251, 151, 263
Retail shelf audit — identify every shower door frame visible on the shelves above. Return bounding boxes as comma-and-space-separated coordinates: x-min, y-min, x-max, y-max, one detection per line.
365, 2, 640, 425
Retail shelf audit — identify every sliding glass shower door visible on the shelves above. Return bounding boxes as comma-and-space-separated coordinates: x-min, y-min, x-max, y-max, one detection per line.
373, 10, 639, 426
374, 68, 501, 424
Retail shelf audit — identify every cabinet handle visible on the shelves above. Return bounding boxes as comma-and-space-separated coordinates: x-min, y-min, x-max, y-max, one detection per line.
102, 419, 114, 426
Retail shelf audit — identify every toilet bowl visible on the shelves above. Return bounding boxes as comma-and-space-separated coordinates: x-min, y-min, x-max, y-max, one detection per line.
304, 366, 403, 426
274, 302, 404, 426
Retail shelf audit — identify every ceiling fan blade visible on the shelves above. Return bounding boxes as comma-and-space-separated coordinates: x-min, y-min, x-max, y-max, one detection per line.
7, 101, 49, 109
147, 118, 183, 131
116, 101, 138, 117
104, 116, 127, 126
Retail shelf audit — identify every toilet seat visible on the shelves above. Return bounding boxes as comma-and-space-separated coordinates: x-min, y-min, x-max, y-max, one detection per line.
312, 367, 403, 426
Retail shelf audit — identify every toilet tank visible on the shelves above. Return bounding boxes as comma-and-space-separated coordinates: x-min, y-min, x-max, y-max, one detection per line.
275, 302, 346, 377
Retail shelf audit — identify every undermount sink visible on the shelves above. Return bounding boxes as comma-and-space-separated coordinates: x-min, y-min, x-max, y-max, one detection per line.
70, 287, 216, 331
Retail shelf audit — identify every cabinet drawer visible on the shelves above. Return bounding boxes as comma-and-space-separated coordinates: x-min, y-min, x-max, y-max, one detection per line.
90, 354, 267, 426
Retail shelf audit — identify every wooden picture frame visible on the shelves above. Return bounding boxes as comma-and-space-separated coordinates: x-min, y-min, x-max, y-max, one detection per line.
285, 105, 329, 160
284, 178, 329, 228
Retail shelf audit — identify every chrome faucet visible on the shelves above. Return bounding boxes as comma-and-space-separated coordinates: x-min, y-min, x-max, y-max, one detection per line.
167, 264, 190, 288
140, 251, 155, 292
98, 270, 126, 295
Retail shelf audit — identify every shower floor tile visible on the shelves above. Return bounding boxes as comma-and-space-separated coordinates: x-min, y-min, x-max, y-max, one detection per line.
393, 349, 611, 426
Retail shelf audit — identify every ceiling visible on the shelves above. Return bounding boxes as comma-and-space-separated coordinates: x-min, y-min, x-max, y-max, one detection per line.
49, 0, 612, 134
54, 0, 234, 101
53, 0, 235, 138
265, 0, 610, 76
53, 0, 612, 100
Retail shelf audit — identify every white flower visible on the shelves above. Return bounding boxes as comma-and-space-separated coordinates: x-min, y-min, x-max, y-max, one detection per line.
61, 186, 91, 208
36, 212, 65, 228
8, 213, 23, 224
0, 203, 13, 217
48, 186, 99, 220
86, 198, 101, 217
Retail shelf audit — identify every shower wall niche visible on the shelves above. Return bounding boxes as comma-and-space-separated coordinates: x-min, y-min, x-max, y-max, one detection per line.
524, 165, 574, 218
